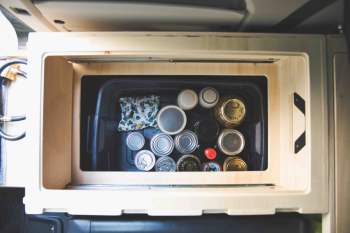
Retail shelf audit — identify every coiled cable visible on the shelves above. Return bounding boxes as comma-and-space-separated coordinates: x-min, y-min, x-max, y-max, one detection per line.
0, 59, 27, 141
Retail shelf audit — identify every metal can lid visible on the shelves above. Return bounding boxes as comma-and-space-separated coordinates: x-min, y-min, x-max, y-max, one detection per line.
217, 129, 245, 156
222, 98, 246, 124
202, 161, 222, 172
204, 148, 217, 160
178, 89, 198, 110
150, 133, 174, 156
199, 87, 219, 108
223, 157, 247, 171
177, 154, 201, 172
157, 105, 187, 135
135, 150, 156, 171
174, 130, 198, 154
155, 157, 176, 172
194, 118, 220, 142
126, 132, 145, 151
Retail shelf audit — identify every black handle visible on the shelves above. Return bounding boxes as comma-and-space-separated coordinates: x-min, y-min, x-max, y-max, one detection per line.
293, 93, 305, 154
87, 115, 95, 154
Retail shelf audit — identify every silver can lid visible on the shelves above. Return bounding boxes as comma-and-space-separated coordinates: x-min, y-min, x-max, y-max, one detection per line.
135, 150, 156, 171
155, 157, 176, 172
150, 133, 174, 156
217, 129, 245, 156
174, 130, 198, 154
126, 132, 145, 151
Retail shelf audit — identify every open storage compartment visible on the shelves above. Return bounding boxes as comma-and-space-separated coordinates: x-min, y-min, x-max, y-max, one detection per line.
41, 54, 309, 191
81, 76, 268, 172
19, 33, 328, 215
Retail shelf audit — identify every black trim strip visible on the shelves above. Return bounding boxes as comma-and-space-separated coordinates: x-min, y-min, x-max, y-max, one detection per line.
268, 0, 338, 33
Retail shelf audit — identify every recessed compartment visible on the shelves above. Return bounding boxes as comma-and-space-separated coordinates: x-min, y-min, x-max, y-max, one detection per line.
81, 76, 267, 172
41, 54, 309, 192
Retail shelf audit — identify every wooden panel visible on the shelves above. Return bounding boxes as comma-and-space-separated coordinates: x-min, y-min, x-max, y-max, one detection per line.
43, 56, 73, 189
278, 57, 308, 191
70, 61, 285, 185
22, 33, 327, 216
334, 53, 350, 233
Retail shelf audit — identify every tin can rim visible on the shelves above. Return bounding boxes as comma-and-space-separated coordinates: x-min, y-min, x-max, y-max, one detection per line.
150, 133, 174, 156
174, 130, 198, 154
155, 157, 176, 172
126, 132, 145, 151
134, 150, 156, 171
217, 129, 245, 156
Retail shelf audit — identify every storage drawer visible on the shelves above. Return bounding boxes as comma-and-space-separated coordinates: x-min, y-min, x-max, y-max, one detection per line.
2, 32, 328, 215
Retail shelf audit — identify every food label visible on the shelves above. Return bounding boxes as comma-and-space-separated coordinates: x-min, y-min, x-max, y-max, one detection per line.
223, 99, 245, 122
202, 162, 221, 172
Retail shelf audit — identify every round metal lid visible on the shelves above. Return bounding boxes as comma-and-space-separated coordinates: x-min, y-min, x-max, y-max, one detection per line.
150, 133, 174, 156
155, 157, 176, 172
194, 118, 220, 142
126, 132, 145, 151
174, 130, 198, 154
177, 154, 201, 172
157, 105, 187, 135
134, 150, 156, 171
202, 161, 222, 172
222, 99, 246, 124
218, 129, 245, 156
224, 157, 247, 171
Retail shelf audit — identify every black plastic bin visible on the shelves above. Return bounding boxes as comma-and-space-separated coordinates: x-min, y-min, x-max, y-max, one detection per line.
81, 76, 267, 172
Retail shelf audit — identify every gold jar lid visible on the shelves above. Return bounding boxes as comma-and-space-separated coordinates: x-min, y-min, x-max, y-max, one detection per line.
222, 99, 246, 124
223, 157, 247, 171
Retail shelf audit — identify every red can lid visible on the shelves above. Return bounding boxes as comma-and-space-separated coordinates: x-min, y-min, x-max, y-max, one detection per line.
205, 148, 217, 160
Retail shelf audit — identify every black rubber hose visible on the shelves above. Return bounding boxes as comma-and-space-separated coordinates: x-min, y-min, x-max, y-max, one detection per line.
0, 130, 25, 141
10, 115, 26, 122
0, 59, 27, 141
0, 59, 27, 74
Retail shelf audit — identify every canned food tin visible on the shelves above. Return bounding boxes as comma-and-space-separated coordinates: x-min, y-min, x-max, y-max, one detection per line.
177, 154, 201, 172
223, 157, 247, 171
135, 150, 156, 171
126, 132, 145, 151
174, 130, 198, 154
214, 94, 247, 128
217, 129, 245, 156
155, 157, 176, 172
150, 133, 174, 156
202, 161, 222, 172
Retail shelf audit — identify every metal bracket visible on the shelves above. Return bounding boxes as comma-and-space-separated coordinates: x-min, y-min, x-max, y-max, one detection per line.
294, 93, 305, 153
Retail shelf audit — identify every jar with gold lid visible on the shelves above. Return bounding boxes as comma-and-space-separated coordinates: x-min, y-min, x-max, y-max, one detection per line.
214, 95, 247, 128
223, 157, 247, 171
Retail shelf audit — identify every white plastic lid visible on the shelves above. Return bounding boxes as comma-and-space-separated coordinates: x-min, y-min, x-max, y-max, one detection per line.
177, 89, 198, 110
157, 105, 187, 135
199, 87, 219, 108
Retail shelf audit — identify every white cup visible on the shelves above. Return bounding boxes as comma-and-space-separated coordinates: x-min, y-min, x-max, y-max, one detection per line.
177, 89, 198, 110
199, 87, 219, 109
